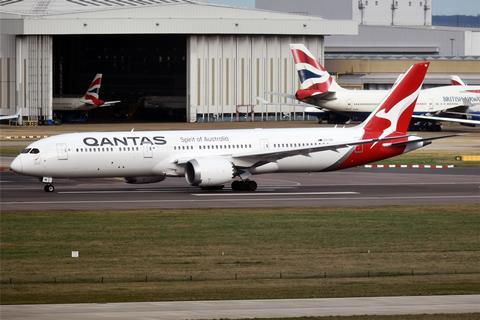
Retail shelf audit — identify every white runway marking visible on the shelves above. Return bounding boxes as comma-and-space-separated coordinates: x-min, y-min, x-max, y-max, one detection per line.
299, 182, 480, 186
2, 181, 478, 191
2, 195, 480, 205
193, 192, 359, 196
58, 190, 180, 194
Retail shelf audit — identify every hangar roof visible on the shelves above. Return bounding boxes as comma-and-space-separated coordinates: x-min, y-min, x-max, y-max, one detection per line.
0, 0, 357, 36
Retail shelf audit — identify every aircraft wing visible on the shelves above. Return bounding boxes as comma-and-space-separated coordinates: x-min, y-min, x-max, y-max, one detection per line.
230, 135, 411, 167
266, 91, 337, 102
266, 92, 296, 100
413, 114, 480, 126
303, 106, 325, 114
258, 96, 324, 110
100, 100, 121, 107
0, 111, 20, 121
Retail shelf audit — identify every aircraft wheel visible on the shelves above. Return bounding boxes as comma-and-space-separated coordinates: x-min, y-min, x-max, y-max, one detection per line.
231, 180, 242, 191
246, 180, 258, 191
44, 184, 55, 193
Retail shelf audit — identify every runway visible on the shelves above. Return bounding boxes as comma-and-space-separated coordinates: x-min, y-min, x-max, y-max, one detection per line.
2, 295, 480, 320
1, 167, 479, 210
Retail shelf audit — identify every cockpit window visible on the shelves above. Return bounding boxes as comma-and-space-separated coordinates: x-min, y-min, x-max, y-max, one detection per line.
21, 148, 31, 154
30, 148, 40, 154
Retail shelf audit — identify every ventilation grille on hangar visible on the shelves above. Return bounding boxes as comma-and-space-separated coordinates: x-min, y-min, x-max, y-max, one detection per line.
0, 0, 196, 14
0, 0, 25, 6
64, 0, 195, 7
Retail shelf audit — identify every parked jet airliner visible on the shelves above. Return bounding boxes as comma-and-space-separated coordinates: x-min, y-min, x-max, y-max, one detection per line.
290, 44, 480, 129
11, 62, 452, 193
53, 74, 121, 111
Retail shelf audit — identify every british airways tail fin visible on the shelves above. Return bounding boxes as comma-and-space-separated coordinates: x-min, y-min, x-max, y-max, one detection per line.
290, 43, 342, 101
360, 62, 429, 137
81, 74, 103, 106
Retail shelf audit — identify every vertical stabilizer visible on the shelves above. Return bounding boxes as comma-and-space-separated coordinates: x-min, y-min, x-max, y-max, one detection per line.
81, 74, 103, 105
360, 62, 429, 138
290, 44, 342, 101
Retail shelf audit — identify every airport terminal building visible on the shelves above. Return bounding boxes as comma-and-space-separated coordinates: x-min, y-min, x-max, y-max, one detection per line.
0, 0, 356, 123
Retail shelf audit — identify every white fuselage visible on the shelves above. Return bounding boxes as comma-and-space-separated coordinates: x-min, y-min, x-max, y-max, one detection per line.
319, 85, 480, 115
13, 127, 370, 180
53, 97, 95, 111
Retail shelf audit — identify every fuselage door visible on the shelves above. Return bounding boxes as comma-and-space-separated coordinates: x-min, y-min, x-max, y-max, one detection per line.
428, 98, 435, 111
346, 99, 353, 111
143, 144, 153, 158
260, 139, 269, 151
56, 143, 68, 160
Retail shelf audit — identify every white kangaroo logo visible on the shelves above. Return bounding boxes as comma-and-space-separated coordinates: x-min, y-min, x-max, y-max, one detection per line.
369, 86, 422, 148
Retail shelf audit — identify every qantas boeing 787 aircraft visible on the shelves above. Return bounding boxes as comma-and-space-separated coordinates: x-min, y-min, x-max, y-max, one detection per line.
11, 62, 452, 193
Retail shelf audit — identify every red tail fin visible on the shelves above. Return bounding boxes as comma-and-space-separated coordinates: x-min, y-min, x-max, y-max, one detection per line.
360, 62, 429, 138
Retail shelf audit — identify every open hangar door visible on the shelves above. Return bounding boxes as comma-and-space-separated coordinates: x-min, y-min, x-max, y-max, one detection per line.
52, 34, 187, 122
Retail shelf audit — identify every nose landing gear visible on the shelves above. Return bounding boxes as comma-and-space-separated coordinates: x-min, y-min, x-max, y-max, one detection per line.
42, 177, 55, 192
44, 184, 55, 192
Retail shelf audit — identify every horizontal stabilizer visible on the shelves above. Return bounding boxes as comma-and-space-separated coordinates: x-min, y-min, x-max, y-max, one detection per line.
100, 100, 122, 107
386, 134, 458, 147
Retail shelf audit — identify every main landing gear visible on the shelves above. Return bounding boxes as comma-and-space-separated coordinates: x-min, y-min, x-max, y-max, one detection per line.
231, 179, 257, 191
42, 177, 55, 192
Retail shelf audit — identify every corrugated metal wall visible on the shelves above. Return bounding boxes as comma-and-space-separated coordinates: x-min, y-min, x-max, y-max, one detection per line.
0, 35, 52, 122
0, 34, 16, 118
188, 35, 324, 122
21, 35, 53, 121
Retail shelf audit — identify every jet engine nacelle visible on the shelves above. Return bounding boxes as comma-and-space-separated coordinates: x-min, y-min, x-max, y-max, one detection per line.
124, 175, 166, 184
185, 158, 235, 187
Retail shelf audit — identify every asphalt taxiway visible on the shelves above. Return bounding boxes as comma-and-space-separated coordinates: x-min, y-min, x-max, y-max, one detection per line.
1, 167, 479, 211
2, 295, 480, 320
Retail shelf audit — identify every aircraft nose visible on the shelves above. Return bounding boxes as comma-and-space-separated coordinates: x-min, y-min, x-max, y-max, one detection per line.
10, 156, 23, 173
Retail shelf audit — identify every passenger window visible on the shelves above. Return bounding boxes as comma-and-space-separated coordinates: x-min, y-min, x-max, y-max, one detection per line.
21, 148, 31, 154
30, 148, 40, 154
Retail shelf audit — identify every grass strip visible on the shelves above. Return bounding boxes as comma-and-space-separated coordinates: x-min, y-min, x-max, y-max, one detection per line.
1, 205, 480, 304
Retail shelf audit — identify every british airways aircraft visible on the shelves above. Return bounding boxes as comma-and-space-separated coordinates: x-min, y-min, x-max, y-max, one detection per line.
11, 62, 452, 193
290, 44, 480, 130
53, 74, 121, 111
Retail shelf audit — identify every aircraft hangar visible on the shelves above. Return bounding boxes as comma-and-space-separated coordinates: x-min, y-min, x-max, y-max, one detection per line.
0, 0, 357, 123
